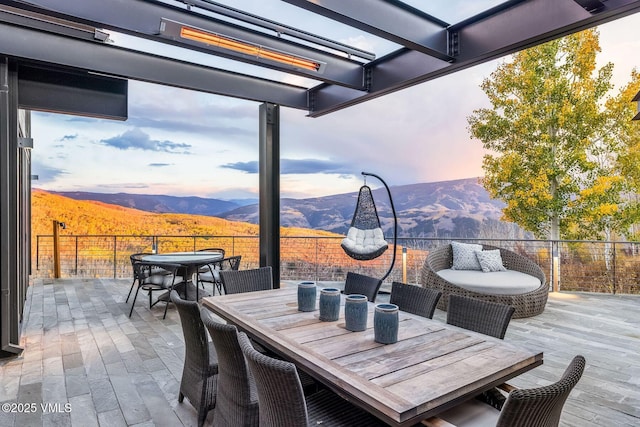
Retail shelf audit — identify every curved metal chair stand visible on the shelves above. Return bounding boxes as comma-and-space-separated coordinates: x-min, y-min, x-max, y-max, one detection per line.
420, 244, 548, 318
170, 291, 218, 427
341, 171, 399, 282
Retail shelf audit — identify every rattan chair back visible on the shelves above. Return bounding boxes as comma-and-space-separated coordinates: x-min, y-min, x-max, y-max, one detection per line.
344, 272, 382, 302
496, 355, 586, 427
200, 308, 258, 427
390, 282, 442, 319
220, 266, 272, 295
170, 291, 218, 426
447, 294, 515, 339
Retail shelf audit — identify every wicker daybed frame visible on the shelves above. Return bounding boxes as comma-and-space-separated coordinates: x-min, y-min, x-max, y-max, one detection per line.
420, 244, 548, 318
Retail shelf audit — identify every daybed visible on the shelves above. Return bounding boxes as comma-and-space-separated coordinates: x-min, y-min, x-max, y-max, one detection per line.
420, 243, 548, 318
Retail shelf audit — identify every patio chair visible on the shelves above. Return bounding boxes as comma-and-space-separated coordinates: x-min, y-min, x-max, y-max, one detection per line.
238, 332, 387, 427
422, 355, 586, 427
198, 255, 242, 295
219, 266, 272, 295
196, 248, 225, 288
125, 252, 151, 303
390, 281, 442, 319
200, 308, 259, 427
128, 260, 182, 319
447, 294, 515, 339
170, 291, 218, 427
344, 271, 383, 302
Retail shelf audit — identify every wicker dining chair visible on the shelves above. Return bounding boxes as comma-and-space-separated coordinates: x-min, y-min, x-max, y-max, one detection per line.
219, 266, 272, 295
447, 294, 515, 339
170, 291, 218, 427
390, 282, 442, 319
128, 260, 182, 319
200, 308, 259, 427
198, 255, 242, 295
423, 355, 586, 427
344, 271, 383, 302
238, 332, 387, 427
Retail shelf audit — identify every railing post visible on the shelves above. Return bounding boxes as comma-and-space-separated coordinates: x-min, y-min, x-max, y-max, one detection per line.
53, 220, 61, 278
402, 247, 407, 283
551, 240, 560, 292
75, 236, 78, 274
612, 241, 617, 295
113, 236, 117, 279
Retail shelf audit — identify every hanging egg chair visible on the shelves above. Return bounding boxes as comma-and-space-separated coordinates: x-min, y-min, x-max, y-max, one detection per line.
341, 172, 398, 281
341, 185, 388, 260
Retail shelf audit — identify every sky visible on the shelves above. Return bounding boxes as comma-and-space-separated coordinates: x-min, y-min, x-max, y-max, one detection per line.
30, 1, 640, 201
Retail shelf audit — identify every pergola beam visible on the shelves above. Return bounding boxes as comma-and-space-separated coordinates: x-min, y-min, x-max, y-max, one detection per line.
0, 0, 367, 89
306, 0, 640, 116
282, 0, 453, 61
0, 20, 310, 110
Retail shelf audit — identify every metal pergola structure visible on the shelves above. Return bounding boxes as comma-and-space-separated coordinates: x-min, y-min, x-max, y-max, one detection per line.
1, 0, 640, 356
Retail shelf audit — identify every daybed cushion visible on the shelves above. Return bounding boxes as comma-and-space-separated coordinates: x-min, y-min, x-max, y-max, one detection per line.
436, 269, 541, 295
451, 241, 482, 270
475, 249, 507, 272
341, 227, 388, 256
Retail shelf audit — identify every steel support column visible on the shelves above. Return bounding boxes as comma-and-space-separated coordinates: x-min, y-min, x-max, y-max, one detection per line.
258, 103, 280, 287
0, 57, 22, 356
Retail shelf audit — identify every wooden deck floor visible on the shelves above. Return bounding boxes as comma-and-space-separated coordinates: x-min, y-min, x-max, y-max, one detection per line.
0, 278, 638, 426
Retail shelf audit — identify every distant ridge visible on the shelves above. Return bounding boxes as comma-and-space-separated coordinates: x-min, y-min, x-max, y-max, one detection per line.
221, 177, 526, 238
43, 178, 529, 239
50, 191, 240, 216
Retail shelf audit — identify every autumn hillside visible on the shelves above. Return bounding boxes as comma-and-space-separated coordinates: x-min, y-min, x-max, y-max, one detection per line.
31, 189, 341, 239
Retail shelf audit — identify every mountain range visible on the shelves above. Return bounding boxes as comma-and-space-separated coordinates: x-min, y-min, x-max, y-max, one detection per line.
51, 177, 529, 239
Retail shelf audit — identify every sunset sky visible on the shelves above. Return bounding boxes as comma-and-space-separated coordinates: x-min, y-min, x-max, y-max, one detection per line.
30, 2, 640, 200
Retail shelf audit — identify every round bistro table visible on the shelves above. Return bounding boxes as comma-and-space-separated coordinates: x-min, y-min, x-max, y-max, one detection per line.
142, 252, 223, 301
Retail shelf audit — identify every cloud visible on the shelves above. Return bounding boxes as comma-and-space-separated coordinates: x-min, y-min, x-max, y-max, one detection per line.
31, 159, 68, 183
222, 158, 352, 175
148, 163, 172, 167
60, 134, 78, 141
100, 128, 191, 153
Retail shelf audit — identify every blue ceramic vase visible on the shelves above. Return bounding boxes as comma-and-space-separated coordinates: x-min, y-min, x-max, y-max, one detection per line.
374, 303, 399, 344
345, 294, 368, 332
319, 288, 341, 321
297, 282, 317, 312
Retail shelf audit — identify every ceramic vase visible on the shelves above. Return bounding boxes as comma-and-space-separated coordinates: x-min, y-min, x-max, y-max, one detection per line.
345, 294, 368, 331
319, 287, 341, 321
297, 282, 317, 312
374, 303, 399, 344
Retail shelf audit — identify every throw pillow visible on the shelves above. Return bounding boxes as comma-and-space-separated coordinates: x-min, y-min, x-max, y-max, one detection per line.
476, 249, 507, 273
451, 241, 483, 270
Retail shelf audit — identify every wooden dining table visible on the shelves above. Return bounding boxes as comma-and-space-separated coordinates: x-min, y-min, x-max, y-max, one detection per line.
202, 286, 543, 426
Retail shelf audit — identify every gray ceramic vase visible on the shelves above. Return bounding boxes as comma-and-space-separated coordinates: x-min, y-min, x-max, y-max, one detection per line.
345, 294, 368, 332
319, 287, 341, 321
374, 303, 399, 344
297, 282, 317, 312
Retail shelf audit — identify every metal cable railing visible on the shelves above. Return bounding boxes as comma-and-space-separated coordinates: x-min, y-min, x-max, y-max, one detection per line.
33, 234, 640, 294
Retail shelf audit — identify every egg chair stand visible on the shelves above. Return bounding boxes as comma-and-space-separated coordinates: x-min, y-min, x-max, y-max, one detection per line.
341, 171, 398, 281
